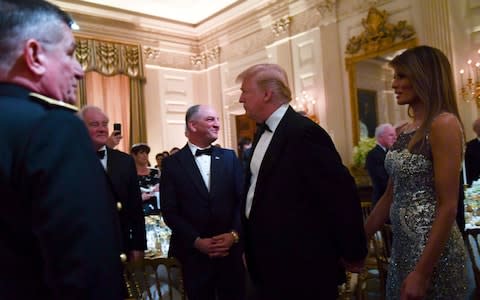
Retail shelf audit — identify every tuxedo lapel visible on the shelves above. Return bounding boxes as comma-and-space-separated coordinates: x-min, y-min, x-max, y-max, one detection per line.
177, 145, 210, 199
255, 107, 292, 192
209, 147, 223, 198
375, 145, 386, 159
106, 148, 116, 178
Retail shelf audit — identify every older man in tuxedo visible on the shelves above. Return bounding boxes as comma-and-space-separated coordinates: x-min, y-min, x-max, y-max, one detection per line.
365, 123, 396, 207
160, 104, 245, 300
237, 63, 367, 299
79, 105, 146, 262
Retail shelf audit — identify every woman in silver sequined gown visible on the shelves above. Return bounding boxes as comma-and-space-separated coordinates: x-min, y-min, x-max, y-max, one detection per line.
365, 46, 467, 299
385, 130, 467, 299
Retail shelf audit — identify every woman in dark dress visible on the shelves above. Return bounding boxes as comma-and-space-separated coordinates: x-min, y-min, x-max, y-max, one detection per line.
131, 143, 160, 215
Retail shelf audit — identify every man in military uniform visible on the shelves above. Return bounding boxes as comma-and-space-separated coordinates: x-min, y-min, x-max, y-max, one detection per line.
0, 1, 124, 299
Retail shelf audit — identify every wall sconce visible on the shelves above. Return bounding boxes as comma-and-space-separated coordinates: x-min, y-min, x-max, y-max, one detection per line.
292, 91, 317, 121
459, 49, 480, 106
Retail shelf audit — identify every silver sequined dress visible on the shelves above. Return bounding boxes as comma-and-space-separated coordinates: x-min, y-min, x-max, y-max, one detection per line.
384, 130, 467, 299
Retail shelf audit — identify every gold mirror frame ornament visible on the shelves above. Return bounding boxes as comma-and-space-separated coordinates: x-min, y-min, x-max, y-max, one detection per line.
345, 7, 416, 145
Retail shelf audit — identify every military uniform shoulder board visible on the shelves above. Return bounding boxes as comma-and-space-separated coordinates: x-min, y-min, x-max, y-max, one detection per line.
29, 93, 79, 112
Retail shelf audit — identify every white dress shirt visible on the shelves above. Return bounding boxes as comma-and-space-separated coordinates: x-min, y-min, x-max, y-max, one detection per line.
245, 104, 288, 218
188, 142, 212, 191
98, 145, 107, 170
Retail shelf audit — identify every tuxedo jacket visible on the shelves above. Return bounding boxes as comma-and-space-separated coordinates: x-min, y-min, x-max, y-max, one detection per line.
160, 145, 244, 272
106, 148, 146, 252
465, 138, 480, 185
365, 144, 388, 206
0, 83, 123, 299
243, 107, 367, 299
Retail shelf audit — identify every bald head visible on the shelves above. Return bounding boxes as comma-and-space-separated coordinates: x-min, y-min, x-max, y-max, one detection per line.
185, 104, 220, 148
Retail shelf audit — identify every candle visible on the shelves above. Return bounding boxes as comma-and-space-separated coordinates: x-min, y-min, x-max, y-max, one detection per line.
460, 69, 465, 85
468, 59, 473, 79
476, 62, 480, 82
463, 160, 468, 186
467, 59, 473, 79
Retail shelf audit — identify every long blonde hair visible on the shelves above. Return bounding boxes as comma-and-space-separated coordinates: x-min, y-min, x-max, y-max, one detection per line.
389, 46, 464, 150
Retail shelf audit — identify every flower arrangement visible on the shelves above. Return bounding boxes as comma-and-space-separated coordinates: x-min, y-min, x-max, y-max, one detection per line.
352, 137, 376, 168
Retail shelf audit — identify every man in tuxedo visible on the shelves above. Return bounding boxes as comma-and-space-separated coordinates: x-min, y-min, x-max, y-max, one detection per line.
465, 118, 480, 185
0, 1, 124, 299
160, 104, 245, 300
365, 123, 396, 207
236, 63, 367, 299
79, 105, 146, 262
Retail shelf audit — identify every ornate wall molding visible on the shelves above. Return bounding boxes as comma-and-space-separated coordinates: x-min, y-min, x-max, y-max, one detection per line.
190, 46, 221, 66
345, 7, 415, 56
316, 0, 337, 17
271, 16, 292, 36
75, 37, 144, 78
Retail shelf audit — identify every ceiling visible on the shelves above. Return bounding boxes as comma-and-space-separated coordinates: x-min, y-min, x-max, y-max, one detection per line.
78, 0, 240, 25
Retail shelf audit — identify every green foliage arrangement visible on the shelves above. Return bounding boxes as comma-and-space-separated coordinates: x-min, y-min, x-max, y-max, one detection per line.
352, 137, 376, 168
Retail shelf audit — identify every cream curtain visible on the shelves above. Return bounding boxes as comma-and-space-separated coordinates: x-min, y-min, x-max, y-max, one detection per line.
84, 72, 131, 152
74, 37, 147, 152
129, 78, 147, 146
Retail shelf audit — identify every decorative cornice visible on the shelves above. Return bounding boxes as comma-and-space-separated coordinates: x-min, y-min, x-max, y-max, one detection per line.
190, 46, 221, 66
316, 0, 337, 17
272, 16, 292, 36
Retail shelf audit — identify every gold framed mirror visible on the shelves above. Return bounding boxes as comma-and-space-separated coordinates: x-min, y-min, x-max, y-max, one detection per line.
345, 7, 416, 145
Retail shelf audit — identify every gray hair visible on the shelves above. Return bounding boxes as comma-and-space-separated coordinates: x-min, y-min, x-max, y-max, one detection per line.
375, 123, 394, 139
185, 104, 201, 133
77, 105, 106, 121
0, 0, 73, 72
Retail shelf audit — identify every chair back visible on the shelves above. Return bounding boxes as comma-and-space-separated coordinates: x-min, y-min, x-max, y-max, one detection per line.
464, 228, 480, 293
372, 224, 392, 300
124, 257, 185, 300
360, 202, 372, 223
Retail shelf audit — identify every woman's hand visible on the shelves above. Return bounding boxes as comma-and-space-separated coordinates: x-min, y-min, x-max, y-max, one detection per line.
400, 270, 429, 300
141, 192, 152, 201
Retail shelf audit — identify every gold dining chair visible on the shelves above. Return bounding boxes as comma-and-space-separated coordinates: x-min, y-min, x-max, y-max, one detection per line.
464, 228, 480, 298
372, 224, 393, 300
124, 256, 185, 300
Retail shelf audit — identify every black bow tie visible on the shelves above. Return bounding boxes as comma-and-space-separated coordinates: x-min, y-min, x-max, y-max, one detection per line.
97, 150, 105, 159
256, 123, 272, 135
195, 148, 213, 156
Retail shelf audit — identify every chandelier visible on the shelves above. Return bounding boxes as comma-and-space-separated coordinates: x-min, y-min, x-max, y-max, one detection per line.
292, 91, 317, 122
459, 49, 480, 105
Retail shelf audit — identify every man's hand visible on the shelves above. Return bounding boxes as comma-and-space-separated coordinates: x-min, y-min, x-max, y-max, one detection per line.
194, 234, 234, 258
194, 237, 216, 255
209, 233, 235, 257
106, 131, 122, 149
